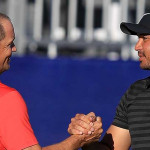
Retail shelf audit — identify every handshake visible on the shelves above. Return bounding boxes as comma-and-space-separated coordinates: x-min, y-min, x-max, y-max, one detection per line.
67, 112, 103, 149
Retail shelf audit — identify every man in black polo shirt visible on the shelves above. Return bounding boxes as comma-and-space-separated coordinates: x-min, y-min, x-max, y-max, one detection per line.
68, 13, 150, 150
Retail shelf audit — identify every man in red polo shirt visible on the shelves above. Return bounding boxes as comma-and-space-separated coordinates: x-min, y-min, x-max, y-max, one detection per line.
0, 13, 103, 150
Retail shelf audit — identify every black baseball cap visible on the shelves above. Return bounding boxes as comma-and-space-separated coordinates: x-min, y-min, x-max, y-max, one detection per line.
120, 13, 150, 35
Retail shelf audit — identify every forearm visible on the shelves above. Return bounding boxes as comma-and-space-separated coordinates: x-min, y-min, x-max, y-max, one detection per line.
42, 135, 84, 150
82, 141, 110, 150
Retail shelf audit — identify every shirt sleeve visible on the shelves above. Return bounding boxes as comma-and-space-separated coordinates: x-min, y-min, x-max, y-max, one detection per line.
0, 90, 38, 150
112, 88, 129, 129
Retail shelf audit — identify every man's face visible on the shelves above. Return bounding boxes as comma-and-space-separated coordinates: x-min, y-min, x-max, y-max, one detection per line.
135, 35, 150, 70
0, 19, 16, 74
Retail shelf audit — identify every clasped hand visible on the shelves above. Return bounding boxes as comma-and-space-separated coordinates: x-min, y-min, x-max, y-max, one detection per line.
68, 112, 103, 145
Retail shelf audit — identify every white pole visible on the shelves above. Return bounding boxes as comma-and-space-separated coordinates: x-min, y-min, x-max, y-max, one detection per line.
136, 0, 146, 22
8, 0, 27, 55
33, 0, 43, 41
67, 0, 78, 40
120, 0, 128, 21
50, 0, 61, 40
84, 0, 94, 42
102, 0, 111, 42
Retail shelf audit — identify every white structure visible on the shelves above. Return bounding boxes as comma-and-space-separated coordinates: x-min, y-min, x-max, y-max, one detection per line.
0, 0, 148, 59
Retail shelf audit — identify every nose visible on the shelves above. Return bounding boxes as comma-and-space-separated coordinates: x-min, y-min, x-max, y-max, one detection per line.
135, 38, 143, 51
12, 44, 17, 52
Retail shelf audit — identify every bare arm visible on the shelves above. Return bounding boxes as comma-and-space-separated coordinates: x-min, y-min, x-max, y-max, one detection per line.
23, 135, 86, 150
23, 133, 103, 150
82, 125, 131, 150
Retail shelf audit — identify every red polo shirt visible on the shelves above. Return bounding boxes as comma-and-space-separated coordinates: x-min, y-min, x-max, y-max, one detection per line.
0, 82, 38, 150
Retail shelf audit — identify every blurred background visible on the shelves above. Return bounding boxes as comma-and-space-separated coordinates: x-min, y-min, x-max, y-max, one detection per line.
0, 0, 150, 149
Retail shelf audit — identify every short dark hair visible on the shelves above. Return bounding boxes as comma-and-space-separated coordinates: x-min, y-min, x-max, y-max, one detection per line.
0, 13, 11, 41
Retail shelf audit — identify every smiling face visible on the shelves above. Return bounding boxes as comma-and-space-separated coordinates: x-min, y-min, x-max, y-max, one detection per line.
135, 35, 150, 70
0, 19, 16, 74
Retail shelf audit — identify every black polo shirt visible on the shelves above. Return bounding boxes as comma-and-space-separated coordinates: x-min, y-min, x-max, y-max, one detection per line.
113, 76, 150, 150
